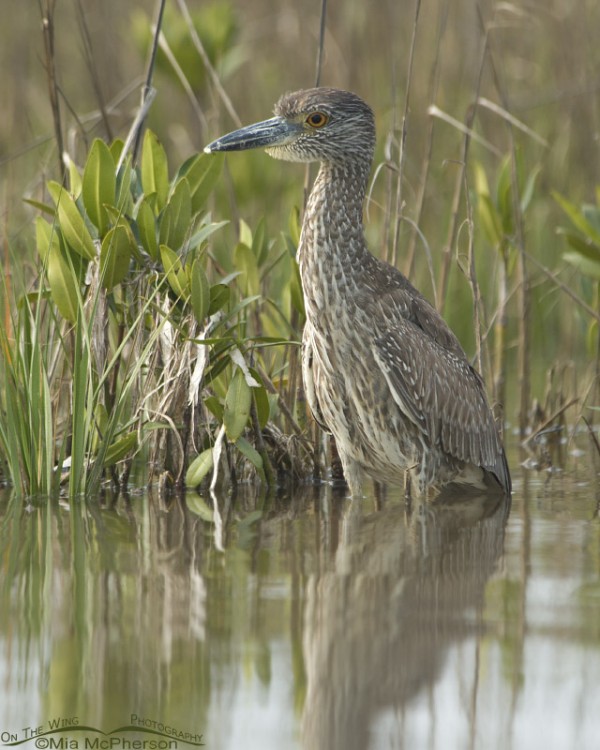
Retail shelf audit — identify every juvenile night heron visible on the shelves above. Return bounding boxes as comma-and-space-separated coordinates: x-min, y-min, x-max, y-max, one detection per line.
205, 88, 511, 497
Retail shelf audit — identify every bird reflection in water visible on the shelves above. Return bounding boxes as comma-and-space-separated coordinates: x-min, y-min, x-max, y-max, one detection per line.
299, 488, 509, 750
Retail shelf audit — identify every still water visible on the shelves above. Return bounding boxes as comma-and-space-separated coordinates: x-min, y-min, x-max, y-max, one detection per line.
1, 455, 600, 750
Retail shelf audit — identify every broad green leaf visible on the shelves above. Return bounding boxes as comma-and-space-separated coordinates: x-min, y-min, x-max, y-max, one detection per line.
66, 155, 82, 198
208, 283, 230, 315
141, 130, 169, 211
239, 218, 253, 247
116, 155, 134, 215
24, 197, 55, 216
82, 139, 116, 235
191, 258, 210, 323
288, 206, 301, 246
187, 219, 228, 249
252, 216, 268, 265
554, 192, 600, 247
137, 198, 158, 260
557, 230, 600, 260
109, 138, 126, 164
204, 395, 224, 422
520, 166, 540, 213
47, 181, 96, 260
235, 435, 263, 471
160, 244, 188, 298
103, 432, 137, 466
496, 155, 513, 233
249, 367, 270, 428
582, 203, 600, 235
186, 492, 215, 521
563, 251, 600, 280
100, 223, 133, 291
472, 162, 490, 199
177, 151, 224, 214
35, 216, 59, 263
159, 177, 191, 251
38, 218, 79, 323
477, 193, 503, 247
234, 242, 260, 296
186, 448, 214, 487
223, 368, 251, 441
289, 259, 305, 318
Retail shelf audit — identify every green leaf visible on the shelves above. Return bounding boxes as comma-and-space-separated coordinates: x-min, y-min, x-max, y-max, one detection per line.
557, 229, 600, 261
159, 177, 191, 251
208, 283, 230, 315
141, 130, 169, 211
554, 192, 600, 247
191, 258, 210, 323
66, 155, 82, 198
234, 242, 260, 296
582, 203, 600, 236
563, 251, 600, 280
23, 197, 55, 216
47, 181, 96, 260
103, 432, 137, 467
289, 259, 305, 318
187, 218, 228, 249
186, 448, 214, 487
520, 165, 540, 213
116, 155, 134, 215
496, 155, 513, 233
109, 139, 126, 163
136, 198, 158, 260
249, 367, 270, 428
288, 206, 301, 246
204, 395, 224, 421
177, 152, 224, 214
100, 223, 133, 291
160, 244, 188, 298
82, 139, 116, 235
186, 492, 215, 521
93, 403, 109, 451
239, 218, 253, 247
477, 193, 503, 247
35, 216, 59, 263
252, 216, 268, 265
235, 435, 263, 471
37, 217, 79, 322
223, 368, 251, 441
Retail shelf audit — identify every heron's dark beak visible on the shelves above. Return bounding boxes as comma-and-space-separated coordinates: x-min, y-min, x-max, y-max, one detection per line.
204, 116, 300, 153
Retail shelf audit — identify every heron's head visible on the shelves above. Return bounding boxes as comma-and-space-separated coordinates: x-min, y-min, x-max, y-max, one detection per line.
204, 88, 375, 166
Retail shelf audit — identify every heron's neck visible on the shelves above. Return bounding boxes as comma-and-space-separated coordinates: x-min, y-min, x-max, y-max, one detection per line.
298, 160, 370, 285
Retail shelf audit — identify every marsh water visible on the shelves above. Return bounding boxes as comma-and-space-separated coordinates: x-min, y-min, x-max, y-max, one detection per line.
1, 446, 600, 750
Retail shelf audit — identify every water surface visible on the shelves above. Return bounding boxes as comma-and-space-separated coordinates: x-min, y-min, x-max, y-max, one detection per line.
1, 460, 599, 749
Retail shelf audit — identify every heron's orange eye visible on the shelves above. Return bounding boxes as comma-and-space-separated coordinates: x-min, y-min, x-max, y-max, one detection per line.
306, 111, 329, 128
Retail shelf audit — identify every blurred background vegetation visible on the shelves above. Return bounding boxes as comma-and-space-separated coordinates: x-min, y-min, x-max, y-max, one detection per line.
1, 0, 600, 493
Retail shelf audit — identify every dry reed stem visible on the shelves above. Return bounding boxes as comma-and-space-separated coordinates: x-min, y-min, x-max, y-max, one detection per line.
176, 0, 241, 128
132, 0, 167, 164
483, 11, 531, 436
157, 31, 209, 134
390, 0, 421, 269
75, 0, 113, 141
38, 0, 65, 182
315, 0, 328, 88
436, 26, 489, 312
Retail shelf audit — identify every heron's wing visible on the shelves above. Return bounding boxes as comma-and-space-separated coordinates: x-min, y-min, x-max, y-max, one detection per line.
372, 318, 510, 492
302, 329, 330, 433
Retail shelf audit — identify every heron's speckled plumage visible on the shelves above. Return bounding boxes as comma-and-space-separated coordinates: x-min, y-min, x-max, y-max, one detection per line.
205, 87, 511, 496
